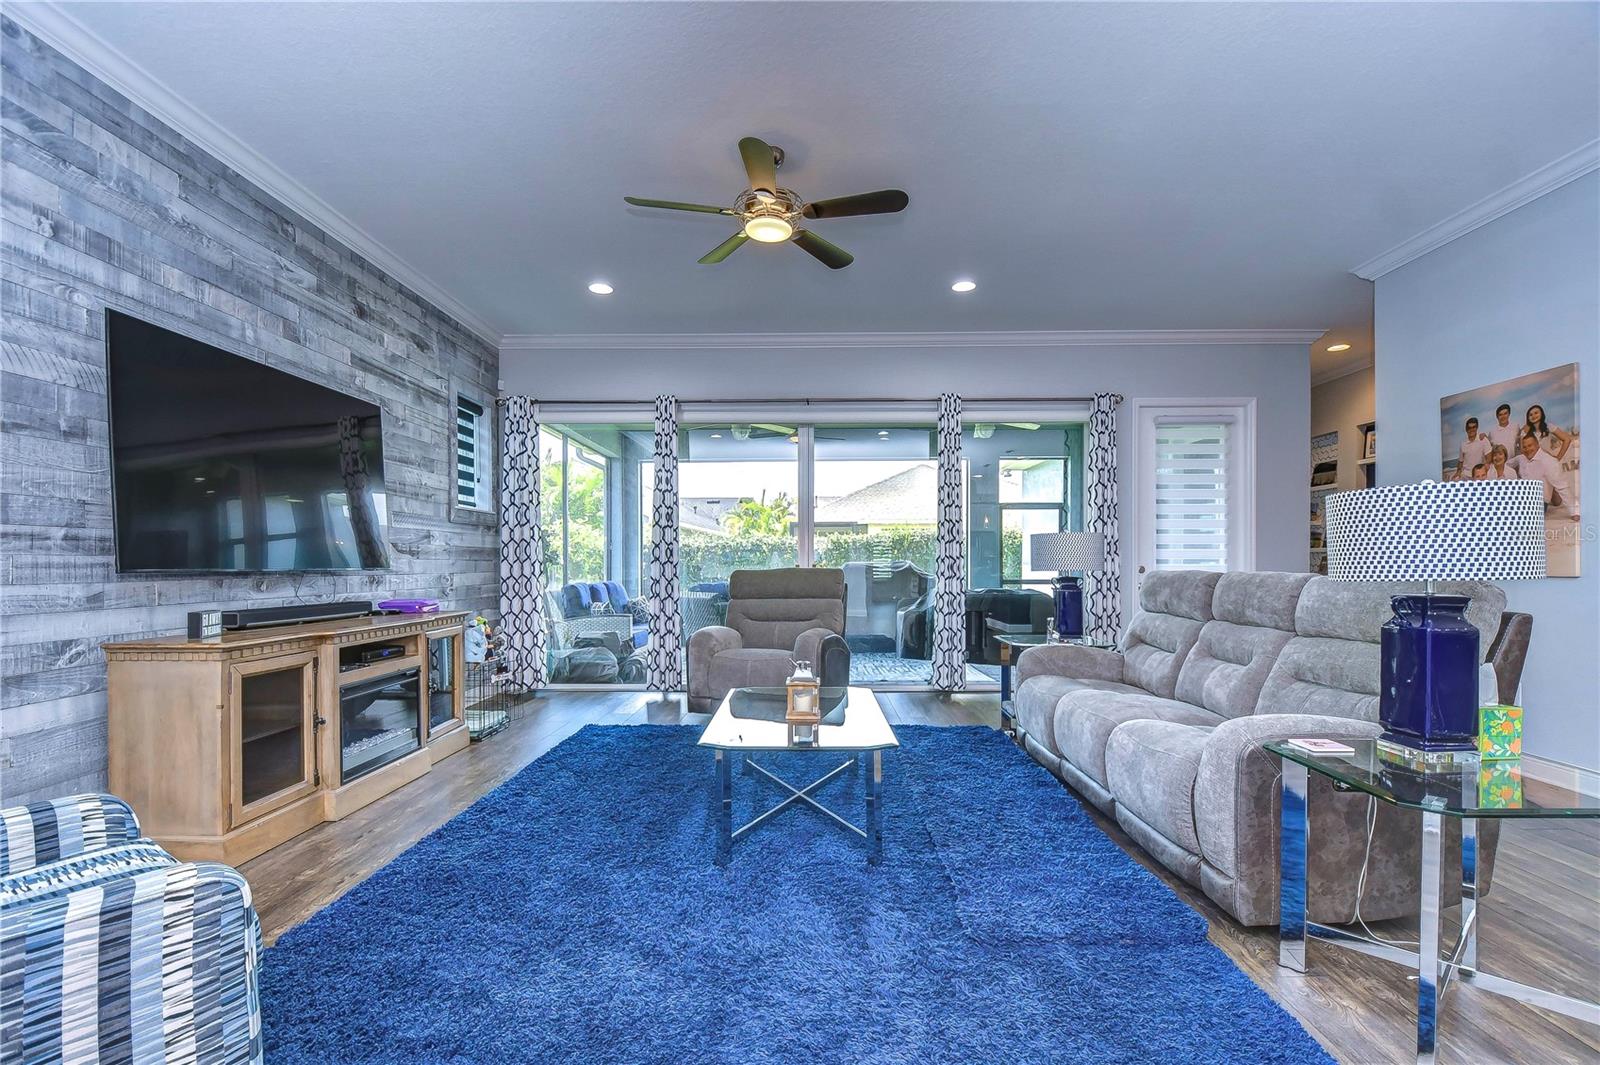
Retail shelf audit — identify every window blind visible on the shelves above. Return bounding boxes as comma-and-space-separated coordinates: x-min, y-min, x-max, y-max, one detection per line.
1153, 421, 1229, 570
456, 396, 485, 509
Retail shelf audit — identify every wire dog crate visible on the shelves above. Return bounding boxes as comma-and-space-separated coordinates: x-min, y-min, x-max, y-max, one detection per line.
465, 642, 533, 740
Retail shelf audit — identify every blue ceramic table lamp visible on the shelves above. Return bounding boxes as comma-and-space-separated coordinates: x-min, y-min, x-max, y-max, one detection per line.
1029, 531, 1106, 639
1323, 480, 1545, 757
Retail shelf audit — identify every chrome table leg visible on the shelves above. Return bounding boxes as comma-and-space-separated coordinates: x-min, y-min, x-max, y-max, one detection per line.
1460, 817, 1478, 978
716, 749, 732, 867
1278, 758, 1309, 973
1417, 810, 1444, 1065
867, 749, 883, 866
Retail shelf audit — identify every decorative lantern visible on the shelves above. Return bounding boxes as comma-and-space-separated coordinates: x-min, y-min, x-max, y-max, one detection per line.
786, 659, 821, 743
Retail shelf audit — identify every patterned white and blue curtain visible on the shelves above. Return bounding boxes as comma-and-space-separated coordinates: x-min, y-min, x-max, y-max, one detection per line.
498, 395, 547, 688
646, 395, 684, 691
931, 393, 968, 690
1085, 392, 1123, 644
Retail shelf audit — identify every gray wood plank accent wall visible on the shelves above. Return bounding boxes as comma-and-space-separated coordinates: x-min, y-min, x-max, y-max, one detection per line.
0, 19, 500, 802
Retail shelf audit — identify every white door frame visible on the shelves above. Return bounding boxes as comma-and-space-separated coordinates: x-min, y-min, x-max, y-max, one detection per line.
1129, 398, 1257, 614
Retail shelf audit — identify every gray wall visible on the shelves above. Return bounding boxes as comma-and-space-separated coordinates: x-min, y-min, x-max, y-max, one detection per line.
0, 20, 500, 802
501, 339, 1312, 623
1375, 173, 1599, 771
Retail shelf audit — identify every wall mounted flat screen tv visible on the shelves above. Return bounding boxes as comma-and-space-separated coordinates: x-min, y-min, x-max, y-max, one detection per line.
107, 310, 391, 573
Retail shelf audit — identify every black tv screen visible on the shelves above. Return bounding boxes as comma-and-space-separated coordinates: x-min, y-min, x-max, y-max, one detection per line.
107, 310, 390, 573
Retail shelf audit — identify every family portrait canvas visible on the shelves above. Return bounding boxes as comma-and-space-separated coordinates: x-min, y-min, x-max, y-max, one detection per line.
1439, 362, 1581, 577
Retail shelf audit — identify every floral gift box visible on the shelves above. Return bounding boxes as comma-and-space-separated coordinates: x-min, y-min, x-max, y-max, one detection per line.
1478, 760, 1524, 809
1477, 703, 1524, 760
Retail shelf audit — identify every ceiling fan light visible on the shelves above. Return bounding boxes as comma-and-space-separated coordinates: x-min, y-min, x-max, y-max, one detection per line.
743, 216, 793, 243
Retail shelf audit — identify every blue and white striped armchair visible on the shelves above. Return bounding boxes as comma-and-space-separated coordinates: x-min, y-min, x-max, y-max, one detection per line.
0, 794, 263, 1064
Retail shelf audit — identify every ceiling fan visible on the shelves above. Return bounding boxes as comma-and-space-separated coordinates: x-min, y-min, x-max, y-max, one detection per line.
624, 137, 909, 269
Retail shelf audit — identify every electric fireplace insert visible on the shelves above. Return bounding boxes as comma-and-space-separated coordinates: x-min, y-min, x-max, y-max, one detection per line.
339, 667, 421, 783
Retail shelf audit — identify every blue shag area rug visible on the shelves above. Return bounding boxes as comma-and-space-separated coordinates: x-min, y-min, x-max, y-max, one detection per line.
260, 726, 1331, 1064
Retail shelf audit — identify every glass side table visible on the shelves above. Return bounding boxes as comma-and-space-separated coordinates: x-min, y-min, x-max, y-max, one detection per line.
1267, 739, 1600, 1064
993, 634, 1116, 735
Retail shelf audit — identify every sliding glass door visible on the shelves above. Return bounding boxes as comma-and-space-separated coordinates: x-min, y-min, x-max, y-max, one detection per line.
540, 422, 653, 685
963, 422, 1085, 680
669, 426, 800, 640
533, 409, 1084, 690
812, 425, 941, 685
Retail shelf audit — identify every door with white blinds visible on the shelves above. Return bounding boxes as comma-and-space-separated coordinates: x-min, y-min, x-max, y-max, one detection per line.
1133, 402, 1254, 600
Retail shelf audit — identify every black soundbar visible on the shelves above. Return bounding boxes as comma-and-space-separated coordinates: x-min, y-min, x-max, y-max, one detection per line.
221, 601, 376, 631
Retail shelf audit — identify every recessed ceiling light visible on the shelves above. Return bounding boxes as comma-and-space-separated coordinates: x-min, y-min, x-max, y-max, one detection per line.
1326, 342, 1351, 352
951, 279, 977, 293
877, 430, 890, 438
588, 281, 614, 295
709, 433, 722, 439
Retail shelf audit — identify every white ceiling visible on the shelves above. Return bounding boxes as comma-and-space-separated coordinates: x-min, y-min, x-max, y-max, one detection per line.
39, 1, 1600, 364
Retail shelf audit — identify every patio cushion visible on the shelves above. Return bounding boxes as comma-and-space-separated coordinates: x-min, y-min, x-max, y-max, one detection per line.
1104, 719, 1214, 856
1054, 691, 1220, 789
1013, 675, 1143, 756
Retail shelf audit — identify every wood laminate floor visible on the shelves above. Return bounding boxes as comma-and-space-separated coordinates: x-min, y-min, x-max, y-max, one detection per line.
240, 691, 1600, 1065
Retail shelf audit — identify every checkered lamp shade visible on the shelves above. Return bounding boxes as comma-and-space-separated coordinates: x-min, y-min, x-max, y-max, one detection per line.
1323, 480, 1546, 582
1030, 531, 1106, 573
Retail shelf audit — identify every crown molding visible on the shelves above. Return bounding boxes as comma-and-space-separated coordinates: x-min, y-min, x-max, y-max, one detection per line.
1310, 356, 1375, 388
500, 329, 1325, 351
1352, 140, 1600, 282
5, 2, 501, 345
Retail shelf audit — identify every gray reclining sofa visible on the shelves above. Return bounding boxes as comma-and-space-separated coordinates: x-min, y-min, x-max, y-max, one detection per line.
1014, 570, 1532, 926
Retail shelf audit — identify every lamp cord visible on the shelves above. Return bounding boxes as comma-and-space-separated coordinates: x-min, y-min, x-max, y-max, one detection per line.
1353, 795, 1421, 948
1269, 764, 1420, 949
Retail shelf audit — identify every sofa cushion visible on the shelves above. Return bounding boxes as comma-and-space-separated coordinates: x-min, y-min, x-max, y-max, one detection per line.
1254, 578, 1509, 721
1122, 611, 1207, 700
1210, 571, 1315, 630
1014, 675, 1143, 755
1138, 570, 1222, 622
1173, 621, 1296, 719
1255, 636, 1382, 720
1118, 570, 1221, 698
1054, 691, 1221, 789
726, 568, 846, 649
1104, 719, 1213, 855
1100, 716, 1209, 850
705, 647, 797, 693
1293, 577, 1505, 645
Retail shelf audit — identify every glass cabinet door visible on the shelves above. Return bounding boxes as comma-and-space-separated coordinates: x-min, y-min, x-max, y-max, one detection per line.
230, 652, 317, 824
426, 632, 462, 738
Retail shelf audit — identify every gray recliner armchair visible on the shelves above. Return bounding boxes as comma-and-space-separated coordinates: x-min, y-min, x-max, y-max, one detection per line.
687, 568, 852, 712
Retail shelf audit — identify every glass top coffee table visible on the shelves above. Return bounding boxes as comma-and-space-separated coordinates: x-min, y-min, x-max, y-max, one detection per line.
698, 686, 898, 866
1268, 739, 1600, 1064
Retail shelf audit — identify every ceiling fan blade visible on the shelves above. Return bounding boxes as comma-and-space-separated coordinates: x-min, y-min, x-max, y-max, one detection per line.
792, 230, 854, 270
738, 137, 778, 194
698, 233, 750, 264
802, 189, 909, 219
751, 423, 795, 435
1004, 422, 1041, 431
624, 196, 732, 215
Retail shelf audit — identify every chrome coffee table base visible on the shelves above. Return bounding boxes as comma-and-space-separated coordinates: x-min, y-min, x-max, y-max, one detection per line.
1276, 759, 1600, 1064
714, 749, 883, 866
